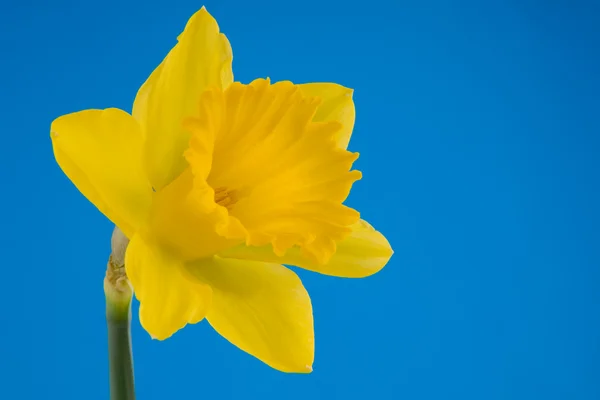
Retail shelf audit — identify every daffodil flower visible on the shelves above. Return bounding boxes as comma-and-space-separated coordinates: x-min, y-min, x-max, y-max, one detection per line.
51, 7, 393, 373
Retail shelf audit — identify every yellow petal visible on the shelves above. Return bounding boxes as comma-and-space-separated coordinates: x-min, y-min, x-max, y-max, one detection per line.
133, 7, 234, 191
125, 234, 212, 340
50, 109, 152, 237
298, 83, 355, 149
186, 257, 314, 373
183, 79, 362, 265
219, 219, 393, 278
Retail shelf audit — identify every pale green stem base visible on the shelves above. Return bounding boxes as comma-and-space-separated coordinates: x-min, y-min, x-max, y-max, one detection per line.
105, 251, 135, 400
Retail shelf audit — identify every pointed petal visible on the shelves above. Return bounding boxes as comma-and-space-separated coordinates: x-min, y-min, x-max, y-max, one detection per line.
298, 83, 355, 149
125, 234, 212, 340
219, 219, 393, 278
133, 7, 234, 191
50, 109, 152, 237
186, 257, 314, 372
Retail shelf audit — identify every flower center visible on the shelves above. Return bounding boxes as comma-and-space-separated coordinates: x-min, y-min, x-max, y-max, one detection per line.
213, 187, 237, 211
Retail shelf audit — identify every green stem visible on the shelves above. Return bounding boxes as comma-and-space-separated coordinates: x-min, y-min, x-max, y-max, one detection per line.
105, 250, 136, 400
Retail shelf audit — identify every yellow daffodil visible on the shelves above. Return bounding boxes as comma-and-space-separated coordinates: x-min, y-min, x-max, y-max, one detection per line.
50, 7, 393, 373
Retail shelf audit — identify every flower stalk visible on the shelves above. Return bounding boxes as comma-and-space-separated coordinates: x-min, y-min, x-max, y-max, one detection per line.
104, 228, 135, 400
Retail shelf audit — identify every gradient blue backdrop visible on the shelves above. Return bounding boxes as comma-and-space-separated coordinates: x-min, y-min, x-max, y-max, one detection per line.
1, 0, 599, 399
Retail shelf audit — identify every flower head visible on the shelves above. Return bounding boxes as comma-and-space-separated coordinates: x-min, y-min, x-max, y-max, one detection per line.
50, 7, 393, 372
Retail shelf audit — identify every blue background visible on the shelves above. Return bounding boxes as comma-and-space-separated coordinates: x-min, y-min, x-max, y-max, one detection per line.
1, 0, 599, 398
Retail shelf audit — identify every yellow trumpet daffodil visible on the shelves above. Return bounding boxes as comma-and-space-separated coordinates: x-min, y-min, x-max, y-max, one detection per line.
50, 7, 393, 373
